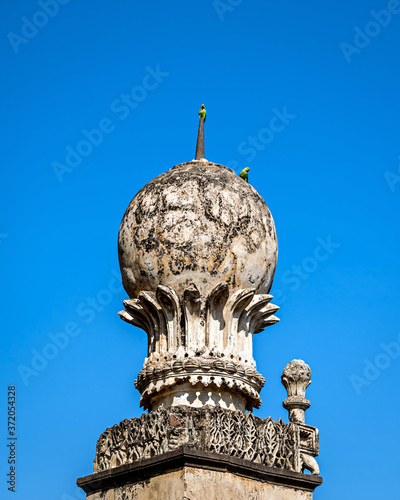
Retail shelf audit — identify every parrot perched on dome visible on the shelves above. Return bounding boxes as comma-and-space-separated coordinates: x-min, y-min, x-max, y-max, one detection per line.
198, 104, 206, 122
240, 167, 250, 182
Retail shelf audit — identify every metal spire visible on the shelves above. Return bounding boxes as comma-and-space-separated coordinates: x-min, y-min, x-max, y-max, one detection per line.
195, 104, 206, 160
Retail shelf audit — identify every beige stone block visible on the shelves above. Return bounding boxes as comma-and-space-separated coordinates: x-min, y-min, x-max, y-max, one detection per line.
86, 466, 316, 500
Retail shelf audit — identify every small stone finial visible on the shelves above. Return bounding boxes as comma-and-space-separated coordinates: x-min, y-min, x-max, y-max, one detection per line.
281, 359, 311, 424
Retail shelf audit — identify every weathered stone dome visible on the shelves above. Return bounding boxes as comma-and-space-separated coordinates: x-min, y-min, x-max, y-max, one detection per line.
118, 161, 277, 301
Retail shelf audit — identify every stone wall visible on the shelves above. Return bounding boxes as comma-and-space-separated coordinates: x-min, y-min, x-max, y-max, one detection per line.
87, 467, 314, 500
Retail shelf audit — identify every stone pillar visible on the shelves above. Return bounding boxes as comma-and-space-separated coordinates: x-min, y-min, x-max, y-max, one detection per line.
281, 359, 320, 476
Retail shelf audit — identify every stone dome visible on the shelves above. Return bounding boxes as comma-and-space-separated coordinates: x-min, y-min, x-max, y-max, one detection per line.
118, 161, 278, 300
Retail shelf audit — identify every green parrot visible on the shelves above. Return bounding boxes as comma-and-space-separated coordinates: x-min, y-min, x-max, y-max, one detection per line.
240, 167, 250, 182
198, 104, 206, 122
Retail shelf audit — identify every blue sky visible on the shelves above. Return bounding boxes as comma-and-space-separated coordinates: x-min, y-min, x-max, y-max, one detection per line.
1, 0, 400, 498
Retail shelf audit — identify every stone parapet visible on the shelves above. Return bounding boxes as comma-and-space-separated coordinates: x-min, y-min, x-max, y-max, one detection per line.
93, 406, 319, 476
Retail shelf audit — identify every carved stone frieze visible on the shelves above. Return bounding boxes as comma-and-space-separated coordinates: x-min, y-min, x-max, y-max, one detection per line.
93, 406, 320, 476
135, 352, 265, 411
119, 283, 279, 361
119, 283, 278, 411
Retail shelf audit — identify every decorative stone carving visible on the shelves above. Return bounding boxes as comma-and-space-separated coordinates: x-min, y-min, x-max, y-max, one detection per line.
280, 360, 320, 475
93, 406, 320, 476
117, 161, 280, 411
281, 360, 312, 424
135, 353, 266, 411
301, 453, 320, 476
119, 282, 278, 411
298, 423, 320, 475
